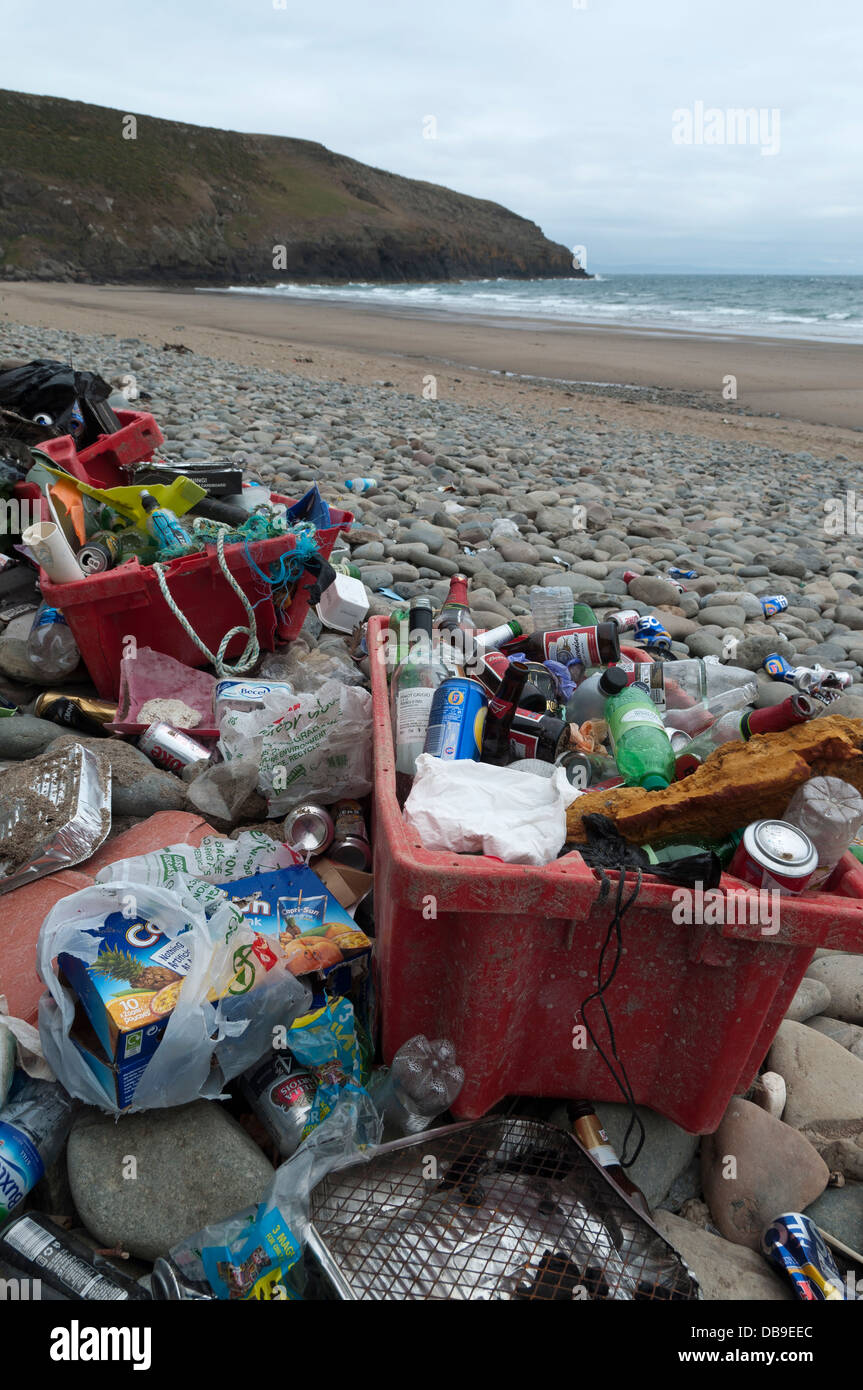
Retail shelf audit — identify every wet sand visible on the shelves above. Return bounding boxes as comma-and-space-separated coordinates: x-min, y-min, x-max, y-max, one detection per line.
1, 280, 862, 452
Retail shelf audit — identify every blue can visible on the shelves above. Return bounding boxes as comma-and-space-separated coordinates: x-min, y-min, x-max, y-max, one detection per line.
634, 615, 672, 652
667, 567, 696, 579
423, 678, 487, 761
763, 652, 795, 681
761, 594, 788, 617
762, 1212, 846, 1300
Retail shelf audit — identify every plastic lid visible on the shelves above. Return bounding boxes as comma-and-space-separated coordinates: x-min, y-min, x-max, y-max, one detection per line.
599, 666, 628, 696
641, 774, 670, 790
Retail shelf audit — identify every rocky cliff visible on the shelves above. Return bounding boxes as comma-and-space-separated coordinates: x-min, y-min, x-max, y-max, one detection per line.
0, 89, 582, 286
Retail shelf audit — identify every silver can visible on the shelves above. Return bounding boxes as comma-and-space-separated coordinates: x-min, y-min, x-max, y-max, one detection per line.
282, 802, 334, 857
138, 722, 211, 774
329, 798, 372, 871
240, 1053, 317, 1158
668, 729, 693, 754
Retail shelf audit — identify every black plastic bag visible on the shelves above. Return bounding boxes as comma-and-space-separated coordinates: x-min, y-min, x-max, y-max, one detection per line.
0, 359, 112, 439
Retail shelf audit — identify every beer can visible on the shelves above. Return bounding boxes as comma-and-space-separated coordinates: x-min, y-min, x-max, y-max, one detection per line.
762, 1212, 845, 1300
138, 722, 211, 773
240, 1052, 318, 1158
330, 798, 372, 871
423, 678, 487, 761
556, 749, 622, 789
728, 819, 818, 894
0, 1210, 150, 1300
634, 615, 672, 651
667, 567, 697, 579
609, 609, 641, 631
77, 532, 121, 574
34, 691, 118, 736
761, 594, 788, 617
282, 803, 334, 857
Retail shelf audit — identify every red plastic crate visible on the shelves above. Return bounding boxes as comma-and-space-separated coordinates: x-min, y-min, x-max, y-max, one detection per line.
40, 498, 352, 698
368, 616, 863, 1134
36, 408, 163, 487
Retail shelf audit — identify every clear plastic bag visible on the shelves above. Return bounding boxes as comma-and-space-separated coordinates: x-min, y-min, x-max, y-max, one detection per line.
219, 679, 373, 813
258, 643, 366, 693
37, 877, 311, 1114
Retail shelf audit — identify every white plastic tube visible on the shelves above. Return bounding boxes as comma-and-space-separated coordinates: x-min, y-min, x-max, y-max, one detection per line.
21, 521, 82, 584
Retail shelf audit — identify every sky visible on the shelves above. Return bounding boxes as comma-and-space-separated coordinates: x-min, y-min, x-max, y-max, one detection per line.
1, 0, 861, 274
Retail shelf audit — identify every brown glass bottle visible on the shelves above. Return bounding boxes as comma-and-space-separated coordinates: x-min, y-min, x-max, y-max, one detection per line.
499, 623, 620, 667
509, 709, 579, 762
567, 1101, 650, 1216
470, 652, 558, 715
479, 661, 528, 766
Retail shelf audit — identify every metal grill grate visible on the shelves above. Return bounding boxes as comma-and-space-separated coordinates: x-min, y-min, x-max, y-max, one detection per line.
309, 1118, 700, 1301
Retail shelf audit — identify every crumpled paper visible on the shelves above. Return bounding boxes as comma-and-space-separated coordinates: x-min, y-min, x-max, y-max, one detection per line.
404, 754, 582, 865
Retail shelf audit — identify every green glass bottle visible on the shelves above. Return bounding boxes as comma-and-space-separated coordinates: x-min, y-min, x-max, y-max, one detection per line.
571, 603, 598, 625
601, 667, 674, 790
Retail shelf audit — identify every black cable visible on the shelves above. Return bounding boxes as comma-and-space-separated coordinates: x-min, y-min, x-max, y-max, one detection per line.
577, 863, 647, 1169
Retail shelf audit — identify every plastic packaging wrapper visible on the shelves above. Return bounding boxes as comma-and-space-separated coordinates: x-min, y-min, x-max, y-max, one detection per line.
259, 642, 366, 693
219, 680, 373, 813
404, 753, 581, 866
37, 878, 311, 1113
94, 830, 301, 891
169, 1089, 382, 1299
114, 646, 217, 732
1, 995, 53, 1105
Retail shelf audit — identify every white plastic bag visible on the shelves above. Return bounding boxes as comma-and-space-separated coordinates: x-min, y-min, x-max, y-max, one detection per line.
404, 754, 581, 865
37, 877, 311, 1114
94, 830, 300, 890
219, 679, 372, 813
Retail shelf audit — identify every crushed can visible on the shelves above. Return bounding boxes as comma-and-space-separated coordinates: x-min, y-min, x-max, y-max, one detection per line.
762, 1212, 845, 1300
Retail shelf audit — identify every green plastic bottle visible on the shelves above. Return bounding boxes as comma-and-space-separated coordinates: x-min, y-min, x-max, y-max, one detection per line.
601, 667, 674, 790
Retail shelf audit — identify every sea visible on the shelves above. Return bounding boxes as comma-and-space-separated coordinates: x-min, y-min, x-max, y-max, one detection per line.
215, 274, 863, 345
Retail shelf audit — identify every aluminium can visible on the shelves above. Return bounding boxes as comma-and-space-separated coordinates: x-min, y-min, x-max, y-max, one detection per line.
330, 798, 372, 871
423, 677, 487, 761
728, 819, 818, 895
138, 722, 210, 773
282, 803, 334, 857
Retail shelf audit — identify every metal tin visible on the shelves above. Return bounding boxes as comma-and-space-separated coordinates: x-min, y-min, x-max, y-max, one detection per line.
609, 609, 640, 631
214, 679, 295, 721
634, 616, 672, 651
761, 594, 788, 617
240, 1052, 317, 1158
762, 1212, 845, 1301
423, 678, 487, 761
138, 722, 210, 773
556, 749, 622, 789
330, 799, 372, 871
283, 803, 335, 857
668, 729, 693, 753
728, 819, 818, 894
34, 691, 118, 735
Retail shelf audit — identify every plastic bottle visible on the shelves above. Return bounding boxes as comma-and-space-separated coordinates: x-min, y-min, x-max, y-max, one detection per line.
567, 658, 756, 732
783, 776, 863, 890
344, 478, 377, 494
140, 490, 192, 549
370, 1035, 464, 1137
529, 586, 573, 630
602, 666, 675, 790
26, 603, 81, 680
234, 481, 272, 514
0, 1076, 75, 1221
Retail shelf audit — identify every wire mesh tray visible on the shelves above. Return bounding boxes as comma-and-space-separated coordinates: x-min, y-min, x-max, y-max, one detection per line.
308, 1117, 700, 1301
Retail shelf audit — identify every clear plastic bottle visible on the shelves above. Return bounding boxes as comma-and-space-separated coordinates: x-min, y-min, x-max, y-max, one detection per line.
783, 776, 863, 890
370, 1035, 464, 1137
528, 586, 573, 630
568, 659, 757, 733
26, 603, 81, 680
0, 1076, 75, 1221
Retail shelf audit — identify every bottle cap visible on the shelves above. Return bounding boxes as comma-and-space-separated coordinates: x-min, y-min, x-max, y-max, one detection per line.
642, 774, 670, 791
598, 666, 628, 696
139, 490, 157, 513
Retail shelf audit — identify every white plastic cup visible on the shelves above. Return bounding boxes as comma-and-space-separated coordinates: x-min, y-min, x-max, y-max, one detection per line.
21, 521, 83, 584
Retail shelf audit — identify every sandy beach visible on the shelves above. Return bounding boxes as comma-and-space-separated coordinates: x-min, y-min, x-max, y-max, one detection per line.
1, 281, 862, 458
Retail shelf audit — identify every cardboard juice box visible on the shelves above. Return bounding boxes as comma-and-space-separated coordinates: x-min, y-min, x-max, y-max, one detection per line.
217, 864, 372, 979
